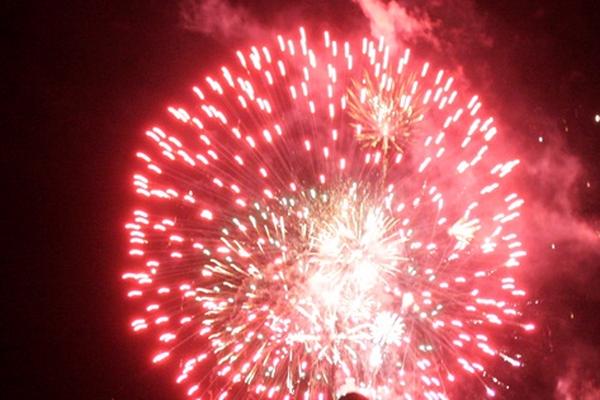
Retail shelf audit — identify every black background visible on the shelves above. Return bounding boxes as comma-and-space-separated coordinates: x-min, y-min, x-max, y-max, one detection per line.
5, 1, 600, 399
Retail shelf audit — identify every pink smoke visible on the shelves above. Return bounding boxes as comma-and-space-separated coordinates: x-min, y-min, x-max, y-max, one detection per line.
355, 0, 437, 51
180, 0, 263, 40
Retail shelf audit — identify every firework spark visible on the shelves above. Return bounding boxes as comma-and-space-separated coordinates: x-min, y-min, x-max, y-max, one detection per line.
123, 28, 531, 400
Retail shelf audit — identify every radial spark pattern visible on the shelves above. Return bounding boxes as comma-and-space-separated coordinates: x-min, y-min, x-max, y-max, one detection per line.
124, 28, 531, 400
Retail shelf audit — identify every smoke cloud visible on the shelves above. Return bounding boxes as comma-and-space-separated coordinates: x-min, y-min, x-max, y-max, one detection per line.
555, 344, 600, 400
180, 0, 263, 40
354, 0, 437, 52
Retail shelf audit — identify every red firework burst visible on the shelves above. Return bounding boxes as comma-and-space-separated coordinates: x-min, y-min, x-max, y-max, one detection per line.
123, 28, 533, 400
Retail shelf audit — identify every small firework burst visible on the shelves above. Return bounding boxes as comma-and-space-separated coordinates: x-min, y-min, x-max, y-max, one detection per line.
348, 70, 425, 159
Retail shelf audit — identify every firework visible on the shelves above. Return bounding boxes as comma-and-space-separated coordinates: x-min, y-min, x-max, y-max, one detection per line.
347, 71, 424, 157
123, 28, 531, 400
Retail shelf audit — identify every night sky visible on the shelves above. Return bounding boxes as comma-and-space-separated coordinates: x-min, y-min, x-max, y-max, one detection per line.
6, 1, 600, 399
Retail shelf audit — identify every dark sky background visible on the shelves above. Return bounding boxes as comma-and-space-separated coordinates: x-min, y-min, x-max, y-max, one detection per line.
6, 0, 600, 399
